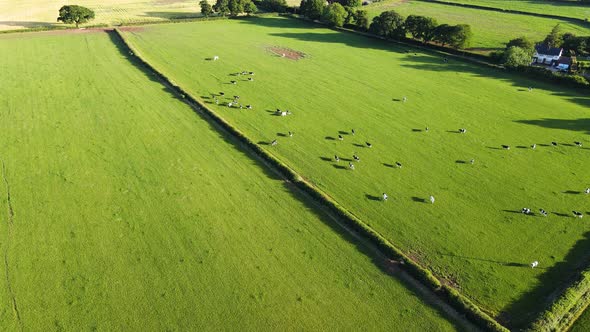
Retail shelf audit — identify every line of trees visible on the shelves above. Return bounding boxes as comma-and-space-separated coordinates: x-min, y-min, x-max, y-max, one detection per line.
298, 2, 472, 49
206, 0, 258, 17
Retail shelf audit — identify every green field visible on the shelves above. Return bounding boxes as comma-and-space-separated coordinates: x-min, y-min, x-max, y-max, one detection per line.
365, 0, 590, 51
0, 30, 466, 330
441, 0, 590, 20
0, 0, 199, 31
120, 16, 590, 328
570, 306, 590, 332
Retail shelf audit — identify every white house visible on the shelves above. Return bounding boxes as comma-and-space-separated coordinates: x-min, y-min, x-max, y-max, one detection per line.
532, 44, 563, 66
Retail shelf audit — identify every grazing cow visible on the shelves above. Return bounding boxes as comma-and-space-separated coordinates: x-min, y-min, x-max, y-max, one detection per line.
286, 110, 292, 115
246, 105, 252, 109
366, 142, 372, 148
349, 162, 355, 170
241, 71, 248, 75
402, 96, 407, 103
551, 141, 558, 146
213, 55, 219, 61
338, 135, 343, 141
219, 92, 225, 96
214, 98, 219, 105
573, 211, 584, 218
575, 141, 582, 147
230, 80, 237, 85
539, 209, 548, 217
585, 188, 590, 194
281, 53, 286, 57
531, 261, 539, 268
281, 112, 287, 117
395, 162, 402, 168
502, 145, 510, 150
249, 72, 254, 75
382, 193, 388, 201
233, 95, 240, 100
459, 128, 467, 134
228, 102, 233, 107
271, 139, 278, 146
521, 208, 531, 214
351, 129, 355, 135
425, 127, 429, 132
289, 131, 293, 137
334, 155, 340, 162
429, 195, 435, 204
470, 159, 475, 164
248, 77, 254, 81
531, 144, 536, 149
353, 154, 360, 162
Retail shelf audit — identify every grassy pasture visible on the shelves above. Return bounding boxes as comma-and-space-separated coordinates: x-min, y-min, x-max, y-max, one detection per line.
440, 0, 590, 20
121, 17, 590, 328
364, 0, 590, 51
0, 0, 199, 31
0, 30, 463, 330
571, 306, 590, 331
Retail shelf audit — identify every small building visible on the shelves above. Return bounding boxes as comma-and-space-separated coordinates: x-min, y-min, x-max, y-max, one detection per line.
532, 44, 563, 66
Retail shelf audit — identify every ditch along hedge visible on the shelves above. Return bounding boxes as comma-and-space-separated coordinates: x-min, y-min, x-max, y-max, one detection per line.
113, 27, 507, 332
416, 0, 590, 25
527, 267, 590, 332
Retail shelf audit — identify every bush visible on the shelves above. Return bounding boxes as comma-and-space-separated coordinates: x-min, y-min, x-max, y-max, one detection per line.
300, 0, 326, 20
503, 46, 532, 68
258, 0, 287, 13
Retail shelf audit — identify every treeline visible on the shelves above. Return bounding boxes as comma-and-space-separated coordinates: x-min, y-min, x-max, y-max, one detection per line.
298, 0, 473, 49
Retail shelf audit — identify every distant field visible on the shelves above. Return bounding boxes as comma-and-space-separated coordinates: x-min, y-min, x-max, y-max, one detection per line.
121, 17, 590, 328
0, 30, 462, 330
365, 0, 590, 51
0, 0, 199, 30
441, 0, 590, 20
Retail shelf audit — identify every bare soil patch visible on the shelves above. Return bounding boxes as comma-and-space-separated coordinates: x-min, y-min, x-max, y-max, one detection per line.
119, 26, 146, 33
267, 46, 307, 60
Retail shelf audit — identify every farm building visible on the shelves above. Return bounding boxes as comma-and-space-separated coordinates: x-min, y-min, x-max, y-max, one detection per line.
556, 56, 572, 71
532, 44, 563, 65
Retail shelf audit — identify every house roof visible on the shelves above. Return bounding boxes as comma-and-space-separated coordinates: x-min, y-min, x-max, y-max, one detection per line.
535, 44, 563, 56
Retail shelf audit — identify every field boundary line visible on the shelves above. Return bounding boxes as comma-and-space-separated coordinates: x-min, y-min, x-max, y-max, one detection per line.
112, 28, 508, 332
415, 0, 590, 25
1, 161, 22, 330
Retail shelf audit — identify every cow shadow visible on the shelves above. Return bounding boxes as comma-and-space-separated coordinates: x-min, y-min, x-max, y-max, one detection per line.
277, 133, 288, 137
352, 143, 365, 148
552, 212, 571, 218
325, 136, 336, 140
258, 141, 270, 145
563, 190, 581, 195
455, 160, 467, 164
332, 164, 347, 170
320, 156, 333, 162
383, 163, 395, 168
412, 128, 423, 132
411, 196, 427, 203
366, 194, 382, 201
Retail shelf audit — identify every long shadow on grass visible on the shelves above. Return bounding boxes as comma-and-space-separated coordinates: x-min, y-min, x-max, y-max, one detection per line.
108, 27, 471, 331
498, 231, 590, 328
239, 17, 590, 110
514, 118, 590, 135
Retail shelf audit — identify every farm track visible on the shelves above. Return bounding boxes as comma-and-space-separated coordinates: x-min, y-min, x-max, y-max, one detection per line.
1, 161, 21, 330
109, 33, 480, 331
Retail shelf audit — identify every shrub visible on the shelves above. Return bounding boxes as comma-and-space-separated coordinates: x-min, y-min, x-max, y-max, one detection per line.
258, 0, 288, 13
322, 3, 347, 27
369, 10, 405, 39
503, 46, 532, 68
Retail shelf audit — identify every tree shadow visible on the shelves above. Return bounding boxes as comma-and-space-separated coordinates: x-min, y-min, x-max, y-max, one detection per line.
514, 118, 590, 135
500, 231, 590, 328
0, 20, 57, 29
366, 194, 382, 201
140, 12, 200, 20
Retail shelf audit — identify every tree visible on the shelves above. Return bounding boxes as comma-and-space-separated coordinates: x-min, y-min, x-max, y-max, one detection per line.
261, 0, 288, 13
447, 24, 472, 49
200, 0, 214, 17
57, 5, 95, 28
302, 0, 326, 20
337, 0, 361, 7
543, 24, 563, 48
433, 24, 453, 46
322, 3, 347, 27
228, 0, 245, 16
503, 46, 532, 68
405, 15, 437, 42
213, 0, 230, 16
353, 9, 369, 31
369, 10, 405, 39
344, 6, 356, 25
506, 36, 534, 55
244, 0, 258, 15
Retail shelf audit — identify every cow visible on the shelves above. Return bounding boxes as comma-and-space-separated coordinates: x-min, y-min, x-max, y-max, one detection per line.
502, 145, 510, 150
402, 96, 407, 102
246, 105, 252, 109
539, 209, 548, 217
353, 154, 360, 162
338, 135, 343, 141
531, 144, 536, 149
470, 159, 475, 164
459, 128, 467, 134
349, 162, 355, 170
531, 261, 539, 268
289, 131, 293, 137
395, 162, 402, 168
249, 72, 254, 75
585, 188, 590, 194
351, 129, 355, 135
230, 80, 237, 85
366, 142, 372, 148
521, 208, 531, 214
573, 211, 584, 218
219, 92, 225, 96
575, 141, 583, 147
248, 77, 254, 82
213, 55, 219, 61
271, 139, 277, 146
429, 195, 435, 204
551, 141, 558, 146
382, 193, 388, 201
334, 155, 340, 162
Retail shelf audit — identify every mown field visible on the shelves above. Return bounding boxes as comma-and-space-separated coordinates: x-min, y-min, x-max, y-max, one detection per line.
365, 0, 590, 51
441, 0, 590, 20
0, 0, 199, 31
0, 30, 465, 330
121, 16, 590, 328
